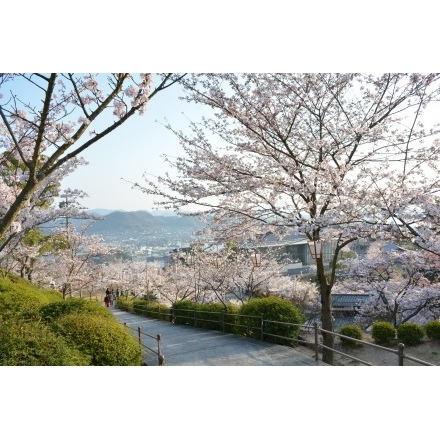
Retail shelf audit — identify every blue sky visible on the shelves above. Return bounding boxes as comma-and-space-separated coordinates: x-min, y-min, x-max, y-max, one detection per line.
4, 1, 439, 432
62, 73, 440, 213
60, 79, 200, 212
4, 73, 440, 215
6, 3, 439, 214
1, 74, 200, 213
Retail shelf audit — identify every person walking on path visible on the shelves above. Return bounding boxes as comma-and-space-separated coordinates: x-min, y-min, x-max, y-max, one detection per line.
110, 289, 116, 306
105, 287, 113, 307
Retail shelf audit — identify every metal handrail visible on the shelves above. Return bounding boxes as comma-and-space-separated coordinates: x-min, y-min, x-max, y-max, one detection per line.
119, 304, 437, 366
317, 325, 435, 366
122, 322, 164, 366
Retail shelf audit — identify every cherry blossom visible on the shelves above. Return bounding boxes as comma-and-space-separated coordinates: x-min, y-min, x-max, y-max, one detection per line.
0, 73, 185, 248
136, 73, 440, 365
336, 242, 440, 327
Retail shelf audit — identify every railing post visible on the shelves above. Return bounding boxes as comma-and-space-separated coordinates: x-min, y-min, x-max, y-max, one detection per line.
261, 314, 264, 341
398, 343, 405, 366
314, 322, 319, 361
138, 327, 141, 346
194, 309, 197, 327
157, 334, 165, 366
169, 307, 174, 323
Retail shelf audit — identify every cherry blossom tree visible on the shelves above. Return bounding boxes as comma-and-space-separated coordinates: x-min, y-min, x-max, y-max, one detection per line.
6, 227, 56, 281
159, 256, 199, 305
160, 271, 193, 305
285, 276, 321, 318
0, 73, 184, 248
0, 161, 68, 254
100, 259, 165, 299
136, 73, 440, 364
0, 186, 104, 290
363, 169, 440, 258
158, 245, 318, 313
336, 242, 440, 328
37, 223, 109, 299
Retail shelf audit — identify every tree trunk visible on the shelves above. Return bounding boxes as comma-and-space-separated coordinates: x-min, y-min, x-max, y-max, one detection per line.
320, 283, 334, 365
0, 178, 37, 245
317, 257, 334, 365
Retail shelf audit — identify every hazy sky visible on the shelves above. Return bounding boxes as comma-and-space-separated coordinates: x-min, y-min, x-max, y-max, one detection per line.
5, 1, 438, 431
6, 1, 438, 215
60, 80, 201, 212
62, 74, 440, 214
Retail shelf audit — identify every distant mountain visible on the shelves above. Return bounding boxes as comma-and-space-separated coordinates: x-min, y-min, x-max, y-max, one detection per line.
86, 210, 201, 235
86, 209, 115, 216
86, 209, 179, 217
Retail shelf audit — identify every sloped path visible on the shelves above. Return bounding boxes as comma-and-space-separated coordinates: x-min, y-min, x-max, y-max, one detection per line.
110, 308, 328, 366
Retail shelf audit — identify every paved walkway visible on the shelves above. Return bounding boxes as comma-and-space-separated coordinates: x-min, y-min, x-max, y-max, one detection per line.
110, 308, 328, 366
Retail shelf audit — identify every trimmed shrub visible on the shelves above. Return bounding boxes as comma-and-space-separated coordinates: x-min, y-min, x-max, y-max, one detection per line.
397, 322, 424, 346
121, 297, 242, 333
239, 297, 304, 346
424, 320, 440, 340
40, 297, 112, 322
339, 325, 363, 348
371, 321, 396, 344
0, 276, 63, 322
130, 299, 171, 321
193, 302, 240, 332
0, 273, 61, 299
145, 302, 171, 321
116, 296, 133, 312
172, 300, 199, 326
171, 301, 240, 332
0, 290, 45, 322
131, 299, 148, 316
220, 303, 241, 334
51, 314, 142, 365
0, 321, 91, 366
0, 275, 141, 366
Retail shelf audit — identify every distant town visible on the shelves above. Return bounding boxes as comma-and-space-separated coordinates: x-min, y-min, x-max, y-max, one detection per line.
59, 210, 203, 266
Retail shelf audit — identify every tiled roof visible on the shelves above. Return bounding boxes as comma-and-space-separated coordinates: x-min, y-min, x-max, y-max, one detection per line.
331, 294, 369, 307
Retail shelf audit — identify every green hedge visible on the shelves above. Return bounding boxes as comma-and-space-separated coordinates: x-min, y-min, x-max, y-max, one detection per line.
51, 314, 142, 366
371, 321, 396, 345
171, 300, 198, 325
424, 320, 440, 340
116, 296, 134, 312
196, 303, 241, 334
339, 324, 363, 348
123, 297, 303, 346
0, 277, 63, 322
117, 297, 172, 321
132, 299, 171, 321
0, 275, 141, 365
172, 301, 241, 333
397, 322, 424, 346
239, 297, 304, 346
0, 321, 91, 366
40, 297, 111, 322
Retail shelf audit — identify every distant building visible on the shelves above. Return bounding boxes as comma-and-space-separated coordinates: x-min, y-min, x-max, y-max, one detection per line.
304, 293, 369, 330
332, 293, 369, 317
253, 233, 338, 275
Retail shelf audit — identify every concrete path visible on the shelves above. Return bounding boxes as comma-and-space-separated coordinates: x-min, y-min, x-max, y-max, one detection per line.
111, 308, 328, 366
